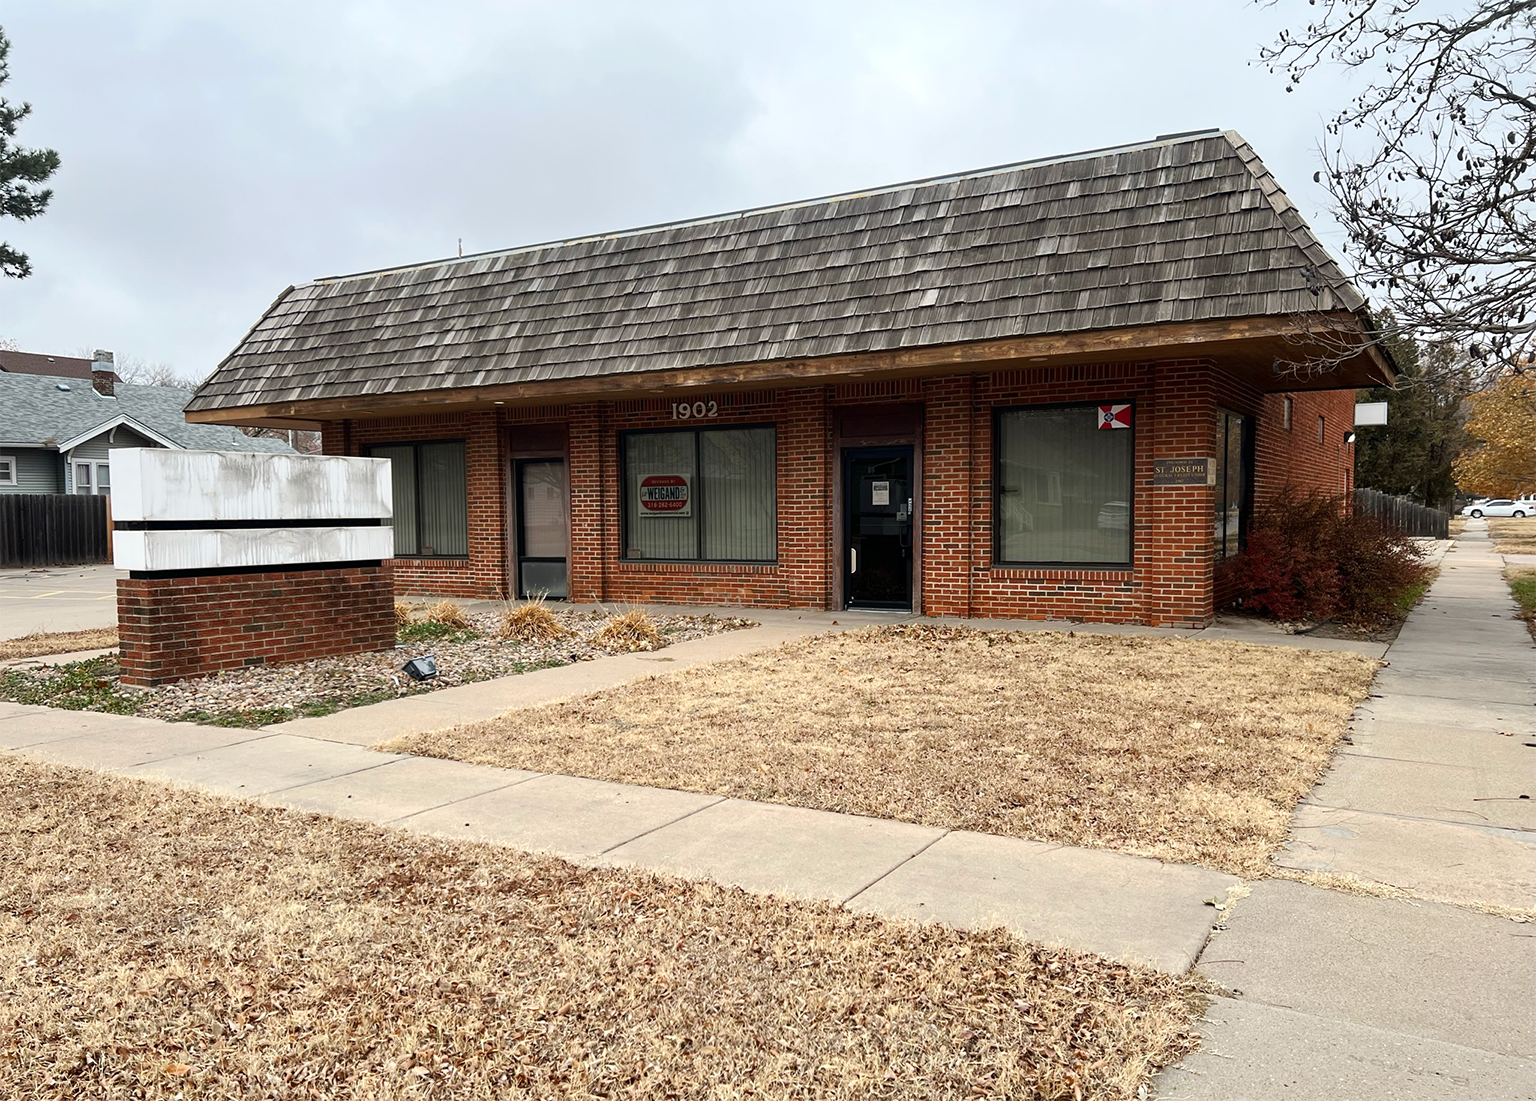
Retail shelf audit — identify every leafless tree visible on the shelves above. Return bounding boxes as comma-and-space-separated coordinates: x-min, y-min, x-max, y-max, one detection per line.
1262, 1, 1536, 385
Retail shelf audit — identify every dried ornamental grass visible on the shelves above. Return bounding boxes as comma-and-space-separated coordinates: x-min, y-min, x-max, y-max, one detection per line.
592, 607, 662, 651
424, 600, 471, 629
497, 598, 567, 643
389, 625, 1380, 877
0, 756, 1206, 1100
393, 600, 417, 630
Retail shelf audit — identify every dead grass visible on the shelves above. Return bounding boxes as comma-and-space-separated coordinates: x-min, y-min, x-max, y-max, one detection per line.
424, 600, 471, 629
1488, 516, 1536, 554
0, 628, 119, 661
394, 599, 417, 630
498, 597, 567, 643
591, 607, 662, 652
1269, 866, 1535, 922
386, 626, 1379, 877
0, 756, 1206, 1100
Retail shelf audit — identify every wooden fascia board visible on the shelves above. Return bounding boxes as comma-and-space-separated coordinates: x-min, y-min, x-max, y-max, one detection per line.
184, 312, 1374, 425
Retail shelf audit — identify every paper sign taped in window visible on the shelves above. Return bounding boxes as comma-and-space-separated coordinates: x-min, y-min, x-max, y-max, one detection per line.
871, 480, 890, 506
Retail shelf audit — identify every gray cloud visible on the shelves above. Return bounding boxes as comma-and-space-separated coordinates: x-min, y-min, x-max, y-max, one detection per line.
1, 0, 1359, 378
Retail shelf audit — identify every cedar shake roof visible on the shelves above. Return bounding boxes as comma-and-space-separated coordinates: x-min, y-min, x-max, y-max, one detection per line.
187, 129, 1374, 416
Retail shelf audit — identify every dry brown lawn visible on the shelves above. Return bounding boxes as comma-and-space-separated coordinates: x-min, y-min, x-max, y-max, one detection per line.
0, 757, 1205, 1100
0, 628, 118, 661
386, 626, 1378, 877
1488, 516, 1536, 554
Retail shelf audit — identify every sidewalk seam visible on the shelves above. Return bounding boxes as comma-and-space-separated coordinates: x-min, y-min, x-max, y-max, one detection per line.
597, 794, 730, 855
383, 769, 549, 825
839, 828, 952, 905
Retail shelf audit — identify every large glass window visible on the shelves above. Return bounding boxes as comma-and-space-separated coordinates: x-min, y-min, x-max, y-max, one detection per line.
995, 404, 1134, 565
369, 440, 468, 557
1214, 410, 1250, 560
623, 426, 775, 561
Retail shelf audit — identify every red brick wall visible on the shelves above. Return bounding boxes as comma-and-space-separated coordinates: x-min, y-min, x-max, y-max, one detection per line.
566, 389, 831, 608
317, 366, 1357, 626
918, 360, 1217, 625
323, 413, 509, 599
1255, 390, 1357, 502
117, 563, 395, 687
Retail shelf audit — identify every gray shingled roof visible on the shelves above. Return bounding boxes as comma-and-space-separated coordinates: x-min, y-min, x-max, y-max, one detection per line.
0, 373, 293, 452
188, 129, 1367, 414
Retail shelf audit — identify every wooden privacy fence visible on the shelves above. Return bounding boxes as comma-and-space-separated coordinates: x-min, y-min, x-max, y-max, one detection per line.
0, 493, 110, 567
1354, 487, 1450, 540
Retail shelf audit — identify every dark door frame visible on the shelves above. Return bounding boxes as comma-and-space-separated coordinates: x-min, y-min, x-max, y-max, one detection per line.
830, 404, 923, 615
840, 444, 917, 611
514, 456, 570, 599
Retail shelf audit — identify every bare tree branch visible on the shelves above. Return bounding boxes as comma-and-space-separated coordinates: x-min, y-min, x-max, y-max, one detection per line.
1262, 1, 1536, 384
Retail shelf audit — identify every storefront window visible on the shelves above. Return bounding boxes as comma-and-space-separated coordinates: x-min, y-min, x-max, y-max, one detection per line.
369, 440, 469, 557
623, 426, 775, 561
1214, 410, 1250, 560
994, 404, 1134, 565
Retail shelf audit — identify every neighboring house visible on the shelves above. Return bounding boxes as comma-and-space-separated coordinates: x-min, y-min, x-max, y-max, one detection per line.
0, 359, 291, 495
0, 348, 118, 384
185, 129, 1392, 626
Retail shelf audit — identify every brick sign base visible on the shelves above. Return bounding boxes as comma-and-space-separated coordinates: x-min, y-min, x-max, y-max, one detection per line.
117, 562, 395, 687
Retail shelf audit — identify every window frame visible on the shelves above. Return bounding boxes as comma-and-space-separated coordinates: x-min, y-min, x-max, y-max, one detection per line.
72, 461, 92, 495
0, 455, 15, 487
618, 423, 778, 564
991, 400, 1137, 570
1213, 409, 1255, 561
366, 438, 470, 560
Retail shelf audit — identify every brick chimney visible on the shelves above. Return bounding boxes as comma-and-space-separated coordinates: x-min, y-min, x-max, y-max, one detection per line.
92, 349, 115, 397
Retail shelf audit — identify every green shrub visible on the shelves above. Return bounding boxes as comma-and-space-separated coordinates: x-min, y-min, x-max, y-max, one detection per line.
1224, 489, 1428, 628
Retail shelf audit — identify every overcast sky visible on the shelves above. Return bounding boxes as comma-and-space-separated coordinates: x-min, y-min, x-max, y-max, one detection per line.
2, 0, 1360, 380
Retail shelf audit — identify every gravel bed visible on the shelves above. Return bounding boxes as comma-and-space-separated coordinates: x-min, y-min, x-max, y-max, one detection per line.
0, 609, 754, 727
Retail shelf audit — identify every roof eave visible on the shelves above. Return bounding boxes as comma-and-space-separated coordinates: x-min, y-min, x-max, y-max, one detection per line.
185, 312, 1391, 427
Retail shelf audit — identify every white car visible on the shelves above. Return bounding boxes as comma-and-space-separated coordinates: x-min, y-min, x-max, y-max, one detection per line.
1461, 499, 1532, 518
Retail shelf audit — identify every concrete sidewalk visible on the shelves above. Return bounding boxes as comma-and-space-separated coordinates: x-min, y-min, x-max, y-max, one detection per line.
0, 700, 1234, 974
1157, 521, 1536, 1099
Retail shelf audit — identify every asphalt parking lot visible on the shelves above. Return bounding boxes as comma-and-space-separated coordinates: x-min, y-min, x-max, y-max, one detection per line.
0, 565, 122, 639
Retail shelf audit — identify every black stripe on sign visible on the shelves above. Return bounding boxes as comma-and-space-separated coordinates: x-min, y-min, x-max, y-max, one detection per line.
114, 518, 388, 532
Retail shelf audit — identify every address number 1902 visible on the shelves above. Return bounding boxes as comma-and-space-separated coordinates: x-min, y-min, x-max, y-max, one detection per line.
671, 399, 719, 420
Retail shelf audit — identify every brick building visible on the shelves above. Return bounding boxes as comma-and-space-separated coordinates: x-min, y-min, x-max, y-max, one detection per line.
186, 130, 1388, 626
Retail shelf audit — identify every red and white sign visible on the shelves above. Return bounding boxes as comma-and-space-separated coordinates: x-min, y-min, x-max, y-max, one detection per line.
1098, 404, 1132, 429
639, 474, 691, 515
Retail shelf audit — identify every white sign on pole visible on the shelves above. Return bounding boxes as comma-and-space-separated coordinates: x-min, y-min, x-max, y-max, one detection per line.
1354, 402, 1389, 427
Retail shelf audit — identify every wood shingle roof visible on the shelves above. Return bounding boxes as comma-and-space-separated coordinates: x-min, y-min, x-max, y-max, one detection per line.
187, 130, 1370, 415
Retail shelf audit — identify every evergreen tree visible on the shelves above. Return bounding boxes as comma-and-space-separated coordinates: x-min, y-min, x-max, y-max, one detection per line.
0, 25, 60, 279
1353, 332, 1472, 509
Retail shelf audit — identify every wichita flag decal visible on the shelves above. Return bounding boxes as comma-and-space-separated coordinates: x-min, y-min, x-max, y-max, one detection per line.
1098, 404, 1132, 429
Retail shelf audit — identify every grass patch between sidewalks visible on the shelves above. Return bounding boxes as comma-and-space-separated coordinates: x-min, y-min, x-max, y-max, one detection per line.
384, 625, 1379, 877
1488, 516, 1536, 554
1506, 566, 1536, 641
0, 628, 119, 661
0, 756, 1206, 1100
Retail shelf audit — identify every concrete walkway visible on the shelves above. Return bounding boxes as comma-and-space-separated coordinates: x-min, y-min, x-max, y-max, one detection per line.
1157, 521, 1536, 1099
0, 700, 1235, 974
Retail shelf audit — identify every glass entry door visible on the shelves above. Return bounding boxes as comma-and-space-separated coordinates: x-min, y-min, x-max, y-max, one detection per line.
517, 459, 568, 599
843, 447, 914, 610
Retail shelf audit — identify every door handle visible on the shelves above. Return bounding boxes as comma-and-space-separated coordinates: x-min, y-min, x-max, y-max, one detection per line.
850, 546, 858, 574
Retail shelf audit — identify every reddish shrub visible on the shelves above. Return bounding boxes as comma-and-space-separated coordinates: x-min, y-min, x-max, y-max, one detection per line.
1224, 489, 1428, 628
